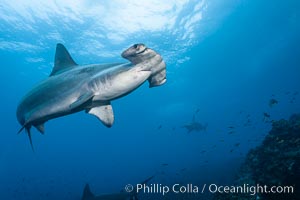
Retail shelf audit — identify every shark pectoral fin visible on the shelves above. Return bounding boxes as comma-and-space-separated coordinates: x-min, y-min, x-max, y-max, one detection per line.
34, 123, 45, 134
87, 103, 114, 127
141, 175, 155, 184
69, 93, 94, 110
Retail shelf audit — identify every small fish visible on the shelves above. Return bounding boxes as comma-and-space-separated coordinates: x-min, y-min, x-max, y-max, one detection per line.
278, 140, 284, 144
294, 91, 298, 96
235, 143, 240, 147
195, 108, 200, 114
157, 125, 162, 130
228, 126, 235, 129
162, 163, 168, 166
200, 150, 206, 153
294, 138, 300, 143
220, 139, 225, 142
228, 131, 235, 134
263, 112, 271, 122
269, 98, 278, 107
230, 149, 234, 153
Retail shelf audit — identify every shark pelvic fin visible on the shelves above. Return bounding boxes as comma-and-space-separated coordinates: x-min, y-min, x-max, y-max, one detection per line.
34, 123, 45, 134
50, 43, 78, 76
81, 184, 95, 200
87, 103, 114, 127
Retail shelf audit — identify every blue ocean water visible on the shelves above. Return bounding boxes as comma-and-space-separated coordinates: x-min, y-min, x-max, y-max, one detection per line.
0, 0, 299, 199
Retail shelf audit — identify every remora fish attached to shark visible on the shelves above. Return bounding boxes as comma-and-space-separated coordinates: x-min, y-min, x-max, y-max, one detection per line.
16, 43, 166, 150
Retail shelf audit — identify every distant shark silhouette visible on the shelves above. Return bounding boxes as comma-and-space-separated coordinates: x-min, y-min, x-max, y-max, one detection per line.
81, 176, 154, 200
16, 43, 166, 150
183, 113, 207, 133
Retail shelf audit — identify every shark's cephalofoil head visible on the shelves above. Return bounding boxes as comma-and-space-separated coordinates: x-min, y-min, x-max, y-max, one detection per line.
122, 43, 166, 87
121, 43, 156, 64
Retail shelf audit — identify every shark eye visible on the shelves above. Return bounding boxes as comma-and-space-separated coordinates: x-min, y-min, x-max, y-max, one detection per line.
133, 44, 138, 49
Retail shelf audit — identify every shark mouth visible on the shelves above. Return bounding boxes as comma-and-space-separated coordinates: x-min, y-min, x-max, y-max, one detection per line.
136, 47, 148, 55
121, 44, 148, 59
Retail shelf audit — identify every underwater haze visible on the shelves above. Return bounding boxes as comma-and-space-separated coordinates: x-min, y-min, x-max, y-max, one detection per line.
0, 0, 300, 199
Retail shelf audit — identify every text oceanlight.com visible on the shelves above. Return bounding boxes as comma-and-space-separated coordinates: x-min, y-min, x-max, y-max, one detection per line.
130, 183, 294, 196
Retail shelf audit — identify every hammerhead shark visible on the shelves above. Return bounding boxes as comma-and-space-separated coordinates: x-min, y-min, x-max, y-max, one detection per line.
16, 43, 166, 150
183, 111, 207, 133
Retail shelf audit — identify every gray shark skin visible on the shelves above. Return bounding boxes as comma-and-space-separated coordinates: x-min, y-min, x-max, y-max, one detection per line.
16, 43, 166, 150
81, 176, 154, 200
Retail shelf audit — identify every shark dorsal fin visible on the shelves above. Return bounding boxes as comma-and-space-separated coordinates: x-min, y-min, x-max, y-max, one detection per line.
82, 184, 95, 200
50, 43, 78, 76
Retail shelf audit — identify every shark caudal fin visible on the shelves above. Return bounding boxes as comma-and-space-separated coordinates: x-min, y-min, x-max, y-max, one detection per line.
18, 125, 35, 152
81, 184, 95, 200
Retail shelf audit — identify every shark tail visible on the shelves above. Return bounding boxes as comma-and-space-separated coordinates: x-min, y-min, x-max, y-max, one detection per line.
81, 184, 95, 200
18, 125, 35, 152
